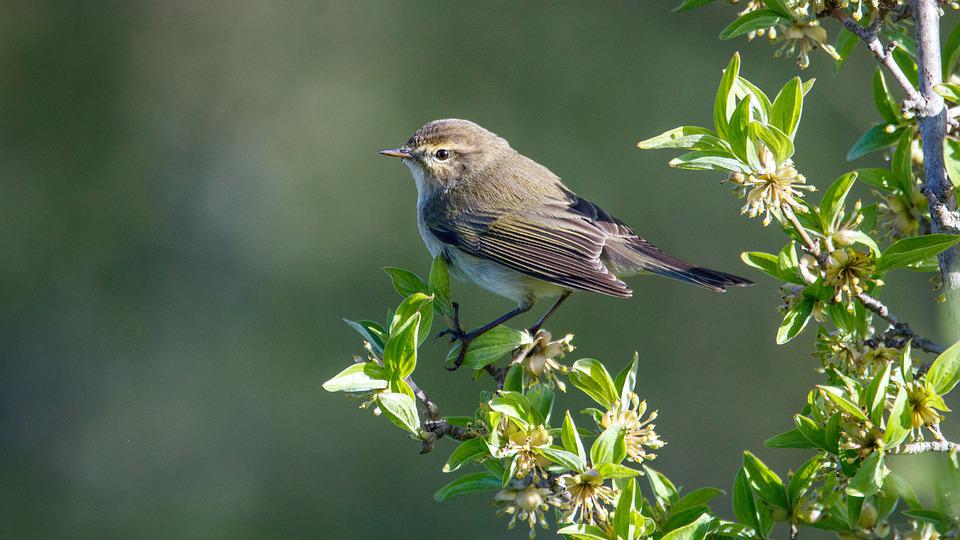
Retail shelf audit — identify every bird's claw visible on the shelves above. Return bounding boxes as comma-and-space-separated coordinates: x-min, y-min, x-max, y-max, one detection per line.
434, 301, 465, 343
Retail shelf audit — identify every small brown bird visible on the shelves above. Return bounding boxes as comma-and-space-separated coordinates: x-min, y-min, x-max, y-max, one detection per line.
380, 119, 751, 367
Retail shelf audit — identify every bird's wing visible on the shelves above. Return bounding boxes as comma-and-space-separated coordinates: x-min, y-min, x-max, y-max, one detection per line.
424, 199, 632, 298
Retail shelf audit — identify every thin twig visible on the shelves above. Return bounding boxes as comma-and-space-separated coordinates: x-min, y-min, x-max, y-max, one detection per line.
887, 439, 960, 454
833, 10, 926, 111
857, 292, 946, 355
785, 208, 821, 257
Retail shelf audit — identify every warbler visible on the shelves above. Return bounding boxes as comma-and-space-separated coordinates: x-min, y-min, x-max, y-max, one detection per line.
380, 119, 751, 367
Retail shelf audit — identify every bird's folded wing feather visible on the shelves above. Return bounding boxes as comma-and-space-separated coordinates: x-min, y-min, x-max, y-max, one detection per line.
425, 203, 632, 298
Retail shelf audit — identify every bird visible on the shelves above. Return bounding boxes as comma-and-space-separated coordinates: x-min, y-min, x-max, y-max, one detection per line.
379, 119, 752, 368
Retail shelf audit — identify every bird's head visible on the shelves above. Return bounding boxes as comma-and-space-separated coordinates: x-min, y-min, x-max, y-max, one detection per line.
379, 119, 512, 189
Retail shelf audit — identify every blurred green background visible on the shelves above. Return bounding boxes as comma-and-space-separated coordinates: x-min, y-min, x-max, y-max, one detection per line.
3, 1, 957, 538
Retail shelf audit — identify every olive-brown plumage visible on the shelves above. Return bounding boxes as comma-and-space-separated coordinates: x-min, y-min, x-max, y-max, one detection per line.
380, 119, 751, 367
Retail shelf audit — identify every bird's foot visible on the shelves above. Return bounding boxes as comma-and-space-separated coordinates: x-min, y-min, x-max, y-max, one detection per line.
445, 335, 474, 371
435, 302, 465, 343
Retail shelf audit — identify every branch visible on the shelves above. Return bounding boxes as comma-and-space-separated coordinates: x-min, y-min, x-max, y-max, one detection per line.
887, 439, 960, 454
858, 292, 947, 354
834, 10, 925, 111
913, 0, 960, 301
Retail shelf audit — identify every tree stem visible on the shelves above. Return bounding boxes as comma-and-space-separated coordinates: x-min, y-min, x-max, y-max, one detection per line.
913, 0, 960, 326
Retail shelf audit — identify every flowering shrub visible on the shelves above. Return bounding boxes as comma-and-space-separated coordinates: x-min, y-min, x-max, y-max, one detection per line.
325, 1, 960, 538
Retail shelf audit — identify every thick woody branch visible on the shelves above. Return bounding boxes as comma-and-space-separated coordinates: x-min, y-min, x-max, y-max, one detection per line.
407, 374, 480, 453
913, 0, 960, 305
834, 10, 925, 111
858, 292, 947, 354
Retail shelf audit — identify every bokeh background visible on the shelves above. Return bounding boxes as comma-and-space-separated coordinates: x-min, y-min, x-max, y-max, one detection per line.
3, 1, 957, 538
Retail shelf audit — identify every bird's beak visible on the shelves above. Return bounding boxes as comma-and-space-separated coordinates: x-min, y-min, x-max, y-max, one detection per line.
378, 147, 412, 159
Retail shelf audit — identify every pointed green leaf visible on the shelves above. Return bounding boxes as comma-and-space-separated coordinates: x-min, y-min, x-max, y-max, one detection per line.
742, 451, 787, 510
732, 467, 761, 531
819, 172, 858, 230
846, 451, 888, 497
443, 438, 489, 473
872, 69, 900, 124
561, 411, 587, 464
847, 124, 904, 161
777, 297, 814, 345
383, 267, 428, 298
447, 326, 530, 369
645, 465, 680, 505
569, 359, 619, 408
591, 424, 626, 466
638, 126, 726, 151
719, 10, 788, 40
771, 77, 804, 139
377, 392, 421, 433
322, 362, 389, 393
884, 385, 912, 447
715, 53, 741, 140
878, 234, 960, 272
927, 339, 960, 395
433, 472, 501, 501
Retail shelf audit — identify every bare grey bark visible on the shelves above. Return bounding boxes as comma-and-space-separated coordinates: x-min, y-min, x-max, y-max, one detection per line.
913, 0, 960, 328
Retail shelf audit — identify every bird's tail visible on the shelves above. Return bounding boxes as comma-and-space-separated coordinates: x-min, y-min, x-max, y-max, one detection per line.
602, 237, 753, 292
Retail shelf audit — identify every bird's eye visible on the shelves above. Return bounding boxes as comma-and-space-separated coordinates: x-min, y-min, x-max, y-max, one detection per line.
435, 149, 451, 161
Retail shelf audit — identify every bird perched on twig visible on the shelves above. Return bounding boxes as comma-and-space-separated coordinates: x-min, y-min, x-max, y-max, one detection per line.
380, 119, 752, 368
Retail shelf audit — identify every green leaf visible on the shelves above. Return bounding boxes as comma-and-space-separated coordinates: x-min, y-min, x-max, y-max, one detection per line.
561, 411, 587, 464
902, 510, 951, 528
884, 385, 912, 447
846, 450, 888, 497
787, 455, 823, 510
644, 465, 680, 505
855, 168, 898, 191
771, 77, 804, 139
819, 386, 870, 422
741, 251, 795, 282
887, 473, 921, 510
935, 82, 960, 103
615, 353, 639, 404
764, 428, 817, 449
613, 477, 637, 540
669, 150, 751, 173
863, 361, 892, 426
322, 362, 389, 393
736, 77, 773, 123
835, 28, 859, 71
595, 462, 641, 479
727, 95, 754, 165
433, 471, 501, 501
662, 514, 713, 540
715, 53, 741, 140
776, 297, 814, 345
892, 47, 918, 87
343, 319, 388, 354
638, 126, 726, 151
673, 0, 717, 12
943, 138, 960, 188
673, 487, 725, 514
927, 339, 960, 395
891, 129, 916, 194
447, 326, 530, 369
591, 424, 626, 466
390, 292, 433, 347
847, 495, 865, 530
489, 391, 537, 426
878, 234, 960, 272
376, 392, 421, 433
383, 267, 428, 298
442, 438, 489, 473
847, 124, 904, 161
732, 467, 761, 532
750, 121, 794, 164
824, 412, 842, 454
872, 69, 901, 124
762, 0, 792, 17
943, 21, 960, 79
556, 523, 610, 540
742, 451, 787, 510
719, 10, 788, 40
793, 414, 829, 451
384, 312, 419, 379
820, 172, 858, 230
569, 359, 619, 408
428, 255, 454, 318
503, 363, 523, 393
526, 384, 556, 425
536, 446, 585, 472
